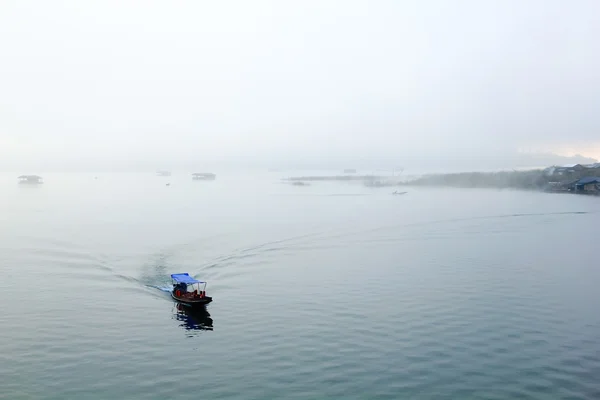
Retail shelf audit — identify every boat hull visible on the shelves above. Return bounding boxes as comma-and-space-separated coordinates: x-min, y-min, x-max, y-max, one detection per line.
171, 292, 213, 306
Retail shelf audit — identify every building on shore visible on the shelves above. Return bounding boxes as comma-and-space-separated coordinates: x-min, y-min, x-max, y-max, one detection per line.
571, 177, 600, 194
543, 164, 585, 177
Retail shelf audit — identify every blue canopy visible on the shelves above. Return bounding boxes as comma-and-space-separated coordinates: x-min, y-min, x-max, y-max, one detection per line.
171, 273, 205, 284
576, 176, 600, 185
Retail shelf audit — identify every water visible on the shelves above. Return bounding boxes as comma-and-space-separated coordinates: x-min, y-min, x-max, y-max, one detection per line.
1, 171, 600, 399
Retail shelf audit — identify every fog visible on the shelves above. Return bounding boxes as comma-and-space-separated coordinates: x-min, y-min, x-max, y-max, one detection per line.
1, 0, 599, 172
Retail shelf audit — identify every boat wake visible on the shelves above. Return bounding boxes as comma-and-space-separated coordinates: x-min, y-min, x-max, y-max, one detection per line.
146, 285, 172, 293
133, 210, 596, 295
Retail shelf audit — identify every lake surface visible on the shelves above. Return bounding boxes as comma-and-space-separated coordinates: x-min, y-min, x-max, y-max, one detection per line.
1, 171, 599, 399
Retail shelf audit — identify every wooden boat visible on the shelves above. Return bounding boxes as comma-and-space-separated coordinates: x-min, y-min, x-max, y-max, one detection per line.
192, 172, 216, 180
18, 175, 43, 184
170, 273, 213, 306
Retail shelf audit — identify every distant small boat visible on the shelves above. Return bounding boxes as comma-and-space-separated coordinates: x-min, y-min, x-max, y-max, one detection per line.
192, 172, 216, 180
157, 170, 172, 176
392, 190, 407, 195
18, 175, 43, 184
171, 273, 213, 307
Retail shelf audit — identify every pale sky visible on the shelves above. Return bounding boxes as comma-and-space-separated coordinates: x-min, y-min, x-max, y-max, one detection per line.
1, 0, 599, 171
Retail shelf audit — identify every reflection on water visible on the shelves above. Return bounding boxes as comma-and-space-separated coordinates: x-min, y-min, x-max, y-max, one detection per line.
172, 302, 213, 332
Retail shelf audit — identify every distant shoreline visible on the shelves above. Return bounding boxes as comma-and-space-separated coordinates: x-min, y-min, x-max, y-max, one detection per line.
285, 166, 600, 194
285, 175, 389, 182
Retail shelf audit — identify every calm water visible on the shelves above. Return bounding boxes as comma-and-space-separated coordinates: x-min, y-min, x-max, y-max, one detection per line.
1, 171, 600, 399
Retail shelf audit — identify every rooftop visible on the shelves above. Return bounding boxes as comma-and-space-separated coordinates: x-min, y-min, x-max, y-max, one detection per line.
576, 176, 600, 185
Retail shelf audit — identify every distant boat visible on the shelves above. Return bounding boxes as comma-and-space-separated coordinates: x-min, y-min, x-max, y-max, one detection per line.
156, 170, 171, 176
392, 190, 407, 195
192, 173, 216, 181
18, 175, 43, 184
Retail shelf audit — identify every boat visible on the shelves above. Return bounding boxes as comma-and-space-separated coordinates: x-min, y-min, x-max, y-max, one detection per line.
192, 172, 216, 180
392, 190, 407, 195
170, 273, 213, 306
156, 170, 172, 177
18, 175, 43, 184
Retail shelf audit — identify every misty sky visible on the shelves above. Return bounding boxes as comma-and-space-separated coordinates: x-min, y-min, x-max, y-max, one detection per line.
1, 0, 599, 171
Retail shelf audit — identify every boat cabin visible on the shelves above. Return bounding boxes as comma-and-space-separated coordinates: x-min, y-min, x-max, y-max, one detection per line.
18, 175, 43, 184
171, 273, 208, 299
